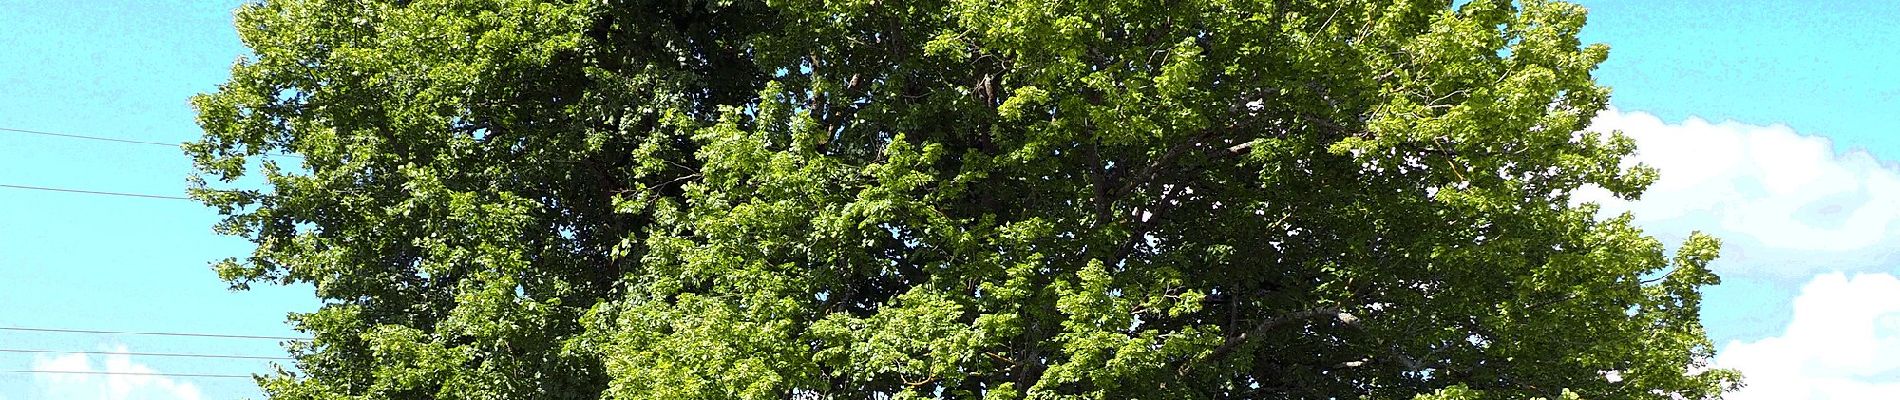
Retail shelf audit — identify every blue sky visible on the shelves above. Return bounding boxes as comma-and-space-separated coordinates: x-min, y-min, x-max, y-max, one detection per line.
1580, 0, 1900, 155
1576, 0, 1900, 335
1, 0, 1896, 398
1, 1, 307, 398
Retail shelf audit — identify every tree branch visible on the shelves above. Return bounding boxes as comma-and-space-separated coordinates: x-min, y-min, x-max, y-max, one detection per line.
1177, 307, 1358, 377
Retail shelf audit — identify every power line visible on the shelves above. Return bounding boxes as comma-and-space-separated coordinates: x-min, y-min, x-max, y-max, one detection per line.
0, 349, 291, 361
0, 327, 308, 341
0, 125, 304, 159
0, 183, 192, 200
0, 126, 182, 147
1, 370, 255, 379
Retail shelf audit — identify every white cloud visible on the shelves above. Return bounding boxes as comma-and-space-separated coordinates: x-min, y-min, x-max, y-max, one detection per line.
30, 347, 204, 400
1582, 109, 1900, 277
1717, 273, 1900, 399
1581, 109, 1900, 396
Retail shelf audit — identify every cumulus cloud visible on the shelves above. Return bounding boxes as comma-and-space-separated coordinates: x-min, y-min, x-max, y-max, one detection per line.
1582, 109, 1900, 277
1717, 273, 1900, 399
30, 347, 204, 400
1580, 109, 1900, 396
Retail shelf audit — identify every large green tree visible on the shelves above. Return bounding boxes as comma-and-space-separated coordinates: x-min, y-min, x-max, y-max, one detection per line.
189, 0, 1738, 398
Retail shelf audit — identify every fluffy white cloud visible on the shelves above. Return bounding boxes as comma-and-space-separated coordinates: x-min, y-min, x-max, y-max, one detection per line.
1580, 109, 1900, 397
1717, 273, 1900, 399
30, 347, 203, 400
1582, 109, 1900, 277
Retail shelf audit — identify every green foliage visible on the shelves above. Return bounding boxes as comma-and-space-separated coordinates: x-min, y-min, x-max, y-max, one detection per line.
190, 0, 1738, 398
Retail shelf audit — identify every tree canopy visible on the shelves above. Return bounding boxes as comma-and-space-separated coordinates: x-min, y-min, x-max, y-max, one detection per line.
188, 0, 1739, 398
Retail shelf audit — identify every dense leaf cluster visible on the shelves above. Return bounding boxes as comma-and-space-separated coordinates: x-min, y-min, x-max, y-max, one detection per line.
189, 0, 1738, 398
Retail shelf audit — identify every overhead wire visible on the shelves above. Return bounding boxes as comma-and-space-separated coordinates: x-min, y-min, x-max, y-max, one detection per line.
1, 126, 307, 381
0, 326, 308, 341
0, 124, 305, 201
0, 328, 306, 378
0, 126, 183, 147
0, 370, 256, 379
0, 183, 193, 200
0, 349, 292, 361
0, 125, 304, 158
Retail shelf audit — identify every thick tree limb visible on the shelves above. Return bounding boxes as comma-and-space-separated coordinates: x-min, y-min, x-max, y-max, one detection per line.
1177, 307, 1358, 377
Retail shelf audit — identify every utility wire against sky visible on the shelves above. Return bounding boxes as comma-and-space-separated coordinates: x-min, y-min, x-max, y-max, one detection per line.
0, 349, 291, 361
0, 327, 304, 378
0, 370, 256, 379
0, 124, 304, 200
0, 126, 184, 147
0, 326, 308, 341
0, 183, 193, 200
0, 329, 301, 382
0, 125, 304, 158
0, 126, 192, 199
